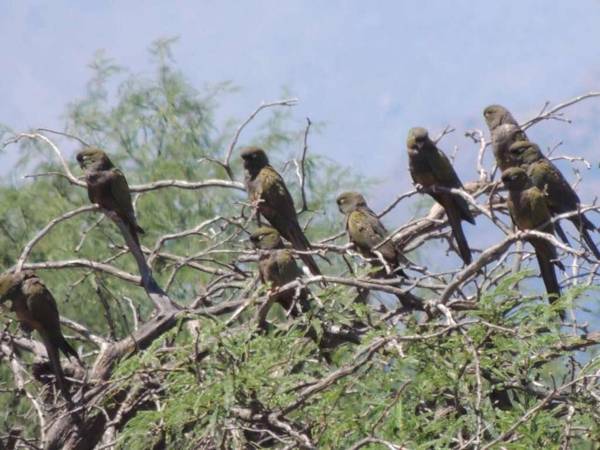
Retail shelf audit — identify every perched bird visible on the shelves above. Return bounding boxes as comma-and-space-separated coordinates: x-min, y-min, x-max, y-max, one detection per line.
336, 192, 425, 310
406, 127, 476, 265
76, 147, 144, 245
336, 191, 406, 277
483, 105, 528, 171
0, 270, 81, 400
508, 140, 600, 259
501, 167, 565, 306
241, 146, 321, 276
249, 226, 310, 317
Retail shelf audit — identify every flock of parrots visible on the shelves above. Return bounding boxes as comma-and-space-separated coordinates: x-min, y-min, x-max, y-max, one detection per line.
0, 104, 597, 400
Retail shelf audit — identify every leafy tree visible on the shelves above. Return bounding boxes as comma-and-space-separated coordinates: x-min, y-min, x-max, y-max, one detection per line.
0, 40, 599, 450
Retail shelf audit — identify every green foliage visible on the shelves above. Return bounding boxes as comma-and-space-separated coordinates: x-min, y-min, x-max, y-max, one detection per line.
108, 281, 599, 449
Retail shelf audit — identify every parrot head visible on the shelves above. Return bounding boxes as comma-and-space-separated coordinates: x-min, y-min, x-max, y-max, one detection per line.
508, 141, 543, 166
240, 147, 269, 174
0, 270, 35, 303
483, 104, 516, 130
406, 127, 430, 151
76, 147, 114, 171
249, 226, 283, 250
336, 191, 368, 215
501, 167, 530, 191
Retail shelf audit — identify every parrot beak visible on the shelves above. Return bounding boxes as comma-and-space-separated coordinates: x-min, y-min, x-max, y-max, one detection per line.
76, 153, 88, 169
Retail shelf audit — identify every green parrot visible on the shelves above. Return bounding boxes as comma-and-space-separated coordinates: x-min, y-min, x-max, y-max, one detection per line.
249, 227, 360, 359
336, 191, 406, 277
508, 140, 600, 259
0, 270, 81, 400
483, 105, 528, 171
336, 192, 425, 310
76, 147, 144, 246
406, 127, 476, 265
249, 226, 310, 316
501, 167, 565, 306
241, 146, 321, 276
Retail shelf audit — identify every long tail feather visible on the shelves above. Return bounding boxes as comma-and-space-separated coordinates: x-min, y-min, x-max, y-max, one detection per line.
533, 241, 564, 319
57, 335, 82, 365
581, 227, 600, 260
283, 222, 322, 276
455, 194, 476, 225
570, 214, 600, 259
445, 201, 472, 265
43, 337, 72, 402
129, 222, 142, 246
553, 221, 570, 246
114, 217, 177, 310
575, 211, 597, 231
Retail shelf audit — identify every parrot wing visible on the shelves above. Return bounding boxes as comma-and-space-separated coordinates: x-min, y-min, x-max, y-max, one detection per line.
257, 167, 321, 276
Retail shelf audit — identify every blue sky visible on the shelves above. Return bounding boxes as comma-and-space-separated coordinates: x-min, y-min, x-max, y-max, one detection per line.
1, 1, 600, 211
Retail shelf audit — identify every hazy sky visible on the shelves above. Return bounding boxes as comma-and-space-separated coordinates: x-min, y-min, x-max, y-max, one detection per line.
2, 1, 600, 210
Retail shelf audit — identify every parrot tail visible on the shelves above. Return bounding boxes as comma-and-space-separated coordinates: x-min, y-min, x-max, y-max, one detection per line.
445, 200, 473, 265
284, 222, 322, 277
570, 213, 600, 259
299, 252, 322, 278
532, 240, 565, 319
57, 334, 82, 365
43, 338, 72, 402
581, 228, 600, 260
128, 222, 142, 246
575, 211, 597, 231
553, 221, 570, 246
454, 193, 476, 225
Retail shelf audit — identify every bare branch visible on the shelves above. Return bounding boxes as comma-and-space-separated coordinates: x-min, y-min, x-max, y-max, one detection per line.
222, 97, 299, 179
15, 205, 99, 272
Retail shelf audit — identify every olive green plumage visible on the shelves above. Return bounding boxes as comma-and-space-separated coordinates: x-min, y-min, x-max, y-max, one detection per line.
406, 127, 475, 265
76, 147, 144, 245
336, 192, 406, 277
483, 104, 522, 133
508, 140, 600, 259
336, 192, 425, 309
241, 146, 321, 276
489, 123, 528, 172
249, 226, 310, 316
501, 168, 564, 306
0, 270, 81, 400
483, 105, 528, 171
